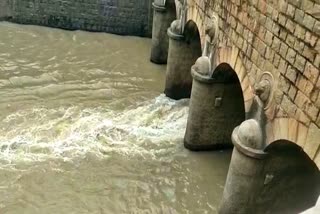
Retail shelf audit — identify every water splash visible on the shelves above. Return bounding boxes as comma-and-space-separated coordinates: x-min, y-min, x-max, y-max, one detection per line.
0, 95, 189, 166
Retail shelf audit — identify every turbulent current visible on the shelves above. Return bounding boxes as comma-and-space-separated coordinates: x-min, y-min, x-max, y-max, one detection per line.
0, 22, 231, 214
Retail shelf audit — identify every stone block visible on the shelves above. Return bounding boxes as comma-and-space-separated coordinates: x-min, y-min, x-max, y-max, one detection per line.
311, 93, 320, 110
316, 93, 320, 108
251, 48, 259, 62
286, 48, 297, 64
266, 3, 273, 17
294, 40, 305, 53
288, 0, 302, 7
279, 75, 291, 93
278, 14, 287, 27
316, 40, 320, 53
273, 118, 289, 141
281, 94, 297, 116
257, 27, 265, 43
306, 103, 320, 122
304, 62, 319, 84
294, 54, 306, 72
314, 21, 320, 35
265, 47, 274, 61
305, 31, 317, 47
296, 122, 308, 147
317, 76, 320, 89
302, 0, 315, 11
279, 42, 289, 58
256, 55, 266, 69
265, 17, 274, 32
294, 25, 306, 40
285, 19, 295, 33
285, 33, 295, 47
272, 7, 279, 20
236, 22, 244, 34
272, 22, 280, 35
304, 123, 320, 159
314, 54, 320, 68
280, 28, 288, 41
286, 4, 296, 18
287, 118, 299, 142
288, 85, 298, 100
302, 46, 316, 62
286, 65, 298, 83
296, 108, 311, 126
279, 0, 289, 13
272, 36, 281, 52
237, 36, 244, 50
273, 53, 281, 68
294, 8, 305, 25
303, 14, 316, 31
295, 90, 309, 109
264, 30, 273, 46
279, 58, 288, 74
296, 74, 314, 96
246, 44, 253, 58
304, 80, 315, 97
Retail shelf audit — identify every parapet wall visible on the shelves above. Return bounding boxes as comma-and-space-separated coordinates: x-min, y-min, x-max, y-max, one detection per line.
3, 0, 153, 37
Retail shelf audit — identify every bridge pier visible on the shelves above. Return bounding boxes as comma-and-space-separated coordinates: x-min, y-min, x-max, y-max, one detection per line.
150, 0, 176, 64
184, 64, 245, 150
219, 117, 268, 214
164, 21, 201, 100
219, 76, 320, 213
183, 14, 244, 149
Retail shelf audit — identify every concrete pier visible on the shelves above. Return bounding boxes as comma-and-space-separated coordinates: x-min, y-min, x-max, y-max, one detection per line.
164, 22, 201, 100
150, 0, 176, 64
184, 64, 245, 150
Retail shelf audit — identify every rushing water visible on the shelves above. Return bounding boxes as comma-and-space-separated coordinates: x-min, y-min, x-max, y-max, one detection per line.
0, 22, 231, 214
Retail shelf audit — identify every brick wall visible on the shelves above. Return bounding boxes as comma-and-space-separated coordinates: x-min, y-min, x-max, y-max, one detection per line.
6, 0, 153, 37
0, 0, 11, 20
187, 0, 320, 164
190, 0, 319, 128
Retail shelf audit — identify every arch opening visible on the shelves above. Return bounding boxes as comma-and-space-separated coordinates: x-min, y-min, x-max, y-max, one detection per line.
183, 20, 202, 47
255, 140, 320, 213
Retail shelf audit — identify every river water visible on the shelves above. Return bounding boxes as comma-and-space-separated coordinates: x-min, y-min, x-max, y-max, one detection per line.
0, 22, 231, 214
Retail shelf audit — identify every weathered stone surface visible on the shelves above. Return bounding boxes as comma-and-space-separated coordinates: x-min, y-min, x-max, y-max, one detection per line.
286, 65, 298, 83
305, 62, 319, 84
314, 21, 320, 35
286, 48, 296, 64
303, 14, 316, 31
0, 0, 11, 20
165, 22, 202, 100
5, 0, 153, 36
150, 0, 176, 64
184, 64, 245, 150
305, 123, 320, 159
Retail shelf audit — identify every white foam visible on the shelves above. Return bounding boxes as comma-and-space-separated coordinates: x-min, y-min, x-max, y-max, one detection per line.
0, 95, 189, 167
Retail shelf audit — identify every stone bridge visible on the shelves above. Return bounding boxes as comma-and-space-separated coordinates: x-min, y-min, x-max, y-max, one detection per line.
192, 0, 320, 166
151, 0, 320, 213
1, 0, 319, 212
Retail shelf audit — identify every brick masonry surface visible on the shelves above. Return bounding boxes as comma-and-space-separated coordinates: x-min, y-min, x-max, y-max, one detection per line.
186, 0, 320, 164
192, 0, 320, 128
3, 0, 153, 37
0, 0, 11, 20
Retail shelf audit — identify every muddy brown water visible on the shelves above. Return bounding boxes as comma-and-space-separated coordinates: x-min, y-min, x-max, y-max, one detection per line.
0, 22, 231, 214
